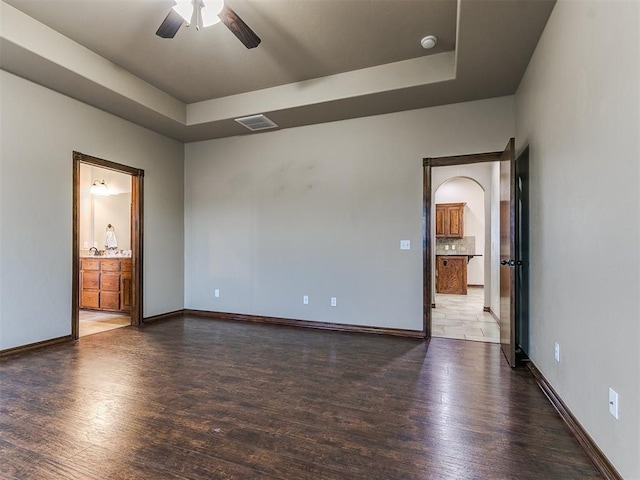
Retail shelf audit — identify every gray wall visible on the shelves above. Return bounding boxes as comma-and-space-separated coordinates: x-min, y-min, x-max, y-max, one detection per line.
515, 1, 640, 477
185, 97, 514, 330
0, 70, 185, 350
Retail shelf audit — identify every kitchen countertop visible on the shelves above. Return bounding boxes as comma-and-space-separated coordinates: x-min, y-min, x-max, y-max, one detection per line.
80, 255, 132, 259
435, 252, 482, 257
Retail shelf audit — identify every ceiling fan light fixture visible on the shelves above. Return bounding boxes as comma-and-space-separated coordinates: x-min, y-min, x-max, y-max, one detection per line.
172, 0, 193, 24
201, 0, 224, 27
157, 0, 261, 47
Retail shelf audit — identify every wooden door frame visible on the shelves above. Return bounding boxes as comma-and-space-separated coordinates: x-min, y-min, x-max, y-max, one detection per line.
72, 152, 144, 340
422, 150, 504, 338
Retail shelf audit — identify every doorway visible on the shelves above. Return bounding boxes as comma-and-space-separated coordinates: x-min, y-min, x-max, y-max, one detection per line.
423, 139, 525, 366
431, 175, 498, 343
72, 152, 144, 340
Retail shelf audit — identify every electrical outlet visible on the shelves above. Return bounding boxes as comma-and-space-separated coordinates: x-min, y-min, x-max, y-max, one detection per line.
451, 245, 456, 250
214, 289, 220, 298
445, 245, 450, 250
331, 297, 337, 307
303, 295, 309, 305
554, 342, 560, 362
609, 388, 619, 419
400, 240, 411, 250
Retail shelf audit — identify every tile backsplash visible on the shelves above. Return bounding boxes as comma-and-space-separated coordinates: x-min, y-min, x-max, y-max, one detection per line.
435, 236, 476, 255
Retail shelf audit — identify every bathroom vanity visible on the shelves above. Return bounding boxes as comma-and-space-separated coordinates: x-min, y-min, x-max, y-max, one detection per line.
79, 257, 132, 312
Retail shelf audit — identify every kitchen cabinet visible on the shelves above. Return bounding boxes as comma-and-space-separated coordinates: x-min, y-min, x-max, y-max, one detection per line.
436, 255, 467, 295
435, 203, 465, 238
80, 257, 132, 312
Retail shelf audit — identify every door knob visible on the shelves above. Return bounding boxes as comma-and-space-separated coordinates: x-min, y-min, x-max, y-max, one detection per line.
500, 259, 522, 267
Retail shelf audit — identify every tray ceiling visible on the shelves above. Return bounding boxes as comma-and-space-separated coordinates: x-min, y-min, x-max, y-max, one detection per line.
0, 0, 556, 141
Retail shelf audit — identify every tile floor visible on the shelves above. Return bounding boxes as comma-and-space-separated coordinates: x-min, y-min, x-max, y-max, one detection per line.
79, 310, 130, 337
431, 287, 500, 343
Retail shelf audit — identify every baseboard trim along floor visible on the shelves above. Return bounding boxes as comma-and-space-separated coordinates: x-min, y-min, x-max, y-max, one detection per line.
0, 335, 72, 358
143, 309, 185, 324
527, 362, 622, 480
184, 309, 425, 339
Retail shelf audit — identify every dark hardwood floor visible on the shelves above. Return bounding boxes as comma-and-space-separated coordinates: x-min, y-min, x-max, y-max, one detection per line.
1, 316, 602, 479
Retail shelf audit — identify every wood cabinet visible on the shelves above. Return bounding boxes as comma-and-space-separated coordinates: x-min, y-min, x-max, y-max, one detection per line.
435, 203, 465, 238
80, 257, 132, 312
120, 260, 132, 312
436, 256, 467, 295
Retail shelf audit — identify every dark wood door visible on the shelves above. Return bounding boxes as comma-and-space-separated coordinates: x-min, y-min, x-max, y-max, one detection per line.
515, 147, 530, 358
499, 138, 516, 367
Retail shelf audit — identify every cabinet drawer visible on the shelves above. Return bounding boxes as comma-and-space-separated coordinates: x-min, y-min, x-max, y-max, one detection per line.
81, 258, 100, 271
101, 273, 120, 292
101, 259, 121, 272
81, 291, 99, 309
82, 271, 100, 290
121, 260, 132, 273
100, 292, 120, 311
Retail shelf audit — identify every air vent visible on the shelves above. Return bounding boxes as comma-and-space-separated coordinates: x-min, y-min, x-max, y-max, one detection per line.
234, 114, 279, 132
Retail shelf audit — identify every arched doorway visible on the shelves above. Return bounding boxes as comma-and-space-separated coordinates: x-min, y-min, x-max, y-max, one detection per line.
431, 176, 498, 343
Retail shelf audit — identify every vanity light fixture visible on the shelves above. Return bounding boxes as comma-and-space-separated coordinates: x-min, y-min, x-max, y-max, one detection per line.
90, 180, 110, 196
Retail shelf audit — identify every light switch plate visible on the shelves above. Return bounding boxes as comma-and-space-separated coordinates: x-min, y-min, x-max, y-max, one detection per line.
609, 388, 619, 419
303, 295, 309, 305
331, 297, 337, 307
400, 240, 410, 250
214, 289, 220, 298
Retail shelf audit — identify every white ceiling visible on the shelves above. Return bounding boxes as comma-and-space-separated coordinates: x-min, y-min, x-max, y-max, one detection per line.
0, 0, 555, 141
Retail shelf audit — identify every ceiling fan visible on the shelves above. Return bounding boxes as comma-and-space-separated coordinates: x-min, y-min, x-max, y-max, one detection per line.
156, 0, 261, 49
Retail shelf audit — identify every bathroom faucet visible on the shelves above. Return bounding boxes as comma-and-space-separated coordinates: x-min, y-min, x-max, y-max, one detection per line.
89, 247, 99, 256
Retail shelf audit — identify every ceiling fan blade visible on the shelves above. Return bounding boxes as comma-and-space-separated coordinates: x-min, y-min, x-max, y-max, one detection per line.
156, 9, 184, 39
218, 3, 261, 49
